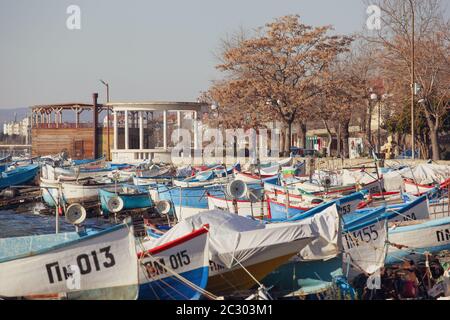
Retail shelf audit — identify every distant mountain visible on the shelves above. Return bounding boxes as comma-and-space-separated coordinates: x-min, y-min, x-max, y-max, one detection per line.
0, 108, 29, 124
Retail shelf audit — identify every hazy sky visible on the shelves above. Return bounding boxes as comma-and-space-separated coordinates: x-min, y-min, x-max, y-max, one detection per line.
0, 0, 425, 108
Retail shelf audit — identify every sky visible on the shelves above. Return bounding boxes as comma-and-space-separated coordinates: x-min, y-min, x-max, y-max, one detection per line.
0, 0, 439, 108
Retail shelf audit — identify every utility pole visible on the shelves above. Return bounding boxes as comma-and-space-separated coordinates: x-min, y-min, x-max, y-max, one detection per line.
100, 79, 110, 160
408, 0, 415, 159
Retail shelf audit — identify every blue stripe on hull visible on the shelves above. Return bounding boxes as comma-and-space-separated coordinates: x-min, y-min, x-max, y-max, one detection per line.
268, 201, 305, 220
157, 185, 224, 209
99, 189, 153, 213
138, 266, 209, 300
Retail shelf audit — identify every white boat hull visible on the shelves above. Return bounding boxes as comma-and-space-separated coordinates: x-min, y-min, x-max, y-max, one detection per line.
207, 194, 268, 218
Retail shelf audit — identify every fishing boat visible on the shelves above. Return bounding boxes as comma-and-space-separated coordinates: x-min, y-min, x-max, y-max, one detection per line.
40, 177, 115, 207
172, 164, 235, 188
233, 170, 277, 184
256, 157, 295, 176
426, 197, 450, 218
156, 184, 221, 220
349, 195, 430, 227
267, 191, 367, 221
297, 178, 382, 197
386, 216, 450, 265
207, 192, 268, 218
401, 163, 450, 195
136, 225, 210, 300
149, 210, 321, 295
0, 221, 139, 299
133, 175, 174, 186
263, 205, 389, 294
0, 163, 39, 190
0, 155, 12, 173
71, 155, 106, 168
400, 186, 450, 218
99, 185, 153, 214
266, 197, 316, 220
404, 178, 450, 195
264, 172, 382, 198
109, 164, 172, 183
51, 165, 114, 180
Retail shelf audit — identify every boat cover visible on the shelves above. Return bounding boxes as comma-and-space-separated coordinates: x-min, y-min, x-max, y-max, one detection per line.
145, 209, 328, 269
401, 164, 450, 184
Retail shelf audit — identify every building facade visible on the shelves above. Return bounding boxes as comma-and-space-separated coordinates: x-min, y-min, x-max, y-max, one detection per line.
108, 101, 208, 163
3, 117, 30, 137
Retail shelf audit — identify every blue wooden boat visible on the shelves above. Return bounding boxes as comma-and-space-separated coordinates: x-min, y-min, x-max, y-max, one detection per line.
99, 185, 153, 213
0, 221, 139, 299
0, 155, 12, 173
267, 191, 367, 221
107, 163, 132, 170
157, 184, 222, 220
172, 163, 238, 188
0, 164, 39, 190
137, 225, 210, 300
343, 195, 429, 230
386, 216, 450, 265
71, 156, 106, 166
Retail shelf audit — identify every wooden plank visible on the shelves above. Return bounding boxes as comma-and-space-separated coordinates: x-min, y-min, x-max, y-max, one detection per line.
31, 128, 95, 159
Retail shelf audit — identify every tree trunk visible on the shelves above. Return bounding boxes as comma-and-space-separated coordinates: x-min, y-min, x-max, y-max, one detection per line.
423, 107, 441, 161
429, 128, 440, 161
298, 121, 307, 149
393, 132, 400, 157
322, 119, 333, 157
335, 123, 341, 158
285, 121, 292, 156
365, 102, 372, 146
341, 119, 350, 159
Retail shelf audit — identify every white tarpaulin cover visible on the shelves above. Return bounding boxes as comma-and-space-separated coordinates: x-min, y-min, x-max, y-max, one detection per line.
382, 169, 408, 191
342, 220, 388, 275
341, 169, 379, 186
0, 223, 138, 297
147, 210, 320, 269
401, 164, 450, 184
298, 204, 341, 261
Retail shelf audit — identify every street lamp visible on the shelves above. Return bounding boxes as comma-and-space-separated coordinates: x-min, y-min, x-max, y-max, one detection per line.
99, 79, 110, 103
370, 93, 381, 155
99, 79, 110, 160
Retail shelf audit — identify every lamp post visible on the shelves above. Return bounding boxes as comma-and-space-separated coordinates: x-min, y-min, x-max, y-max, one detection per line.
100, 79, 110, 160
370, 93, 381, 154
407, 0, 416, 159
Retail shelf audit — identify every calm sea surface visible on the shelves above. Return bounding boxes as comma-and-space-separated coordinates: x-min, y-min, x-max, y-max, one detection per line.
0, 207, 112, 238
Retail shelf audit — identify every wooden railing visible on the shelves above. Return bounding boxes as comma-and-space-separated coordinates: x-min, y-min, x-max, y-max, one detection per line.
33, 123, 94, 129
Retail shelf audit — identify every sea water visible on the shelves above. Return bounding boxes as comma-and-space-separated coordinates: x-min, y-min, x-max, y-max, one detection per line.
0, 209, 112, 238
